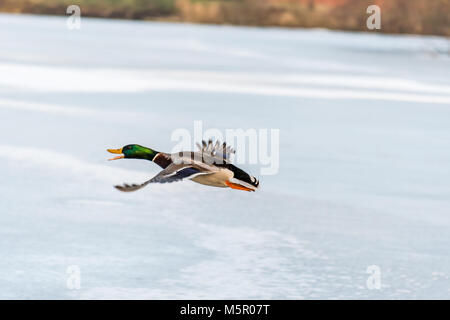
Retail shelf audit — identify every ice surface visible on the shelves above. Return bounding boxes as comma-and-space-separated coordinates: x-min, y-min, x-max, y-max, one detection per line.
0, 13, 449, 299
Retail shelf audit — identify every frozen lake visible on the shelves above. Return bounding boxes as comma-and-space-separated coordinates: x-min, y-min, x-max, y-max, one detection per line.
0, 13, 449, 299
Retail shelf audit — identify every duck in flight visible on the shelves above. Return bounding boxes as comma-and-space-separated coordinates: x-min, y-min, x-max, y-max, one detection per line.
107, 140, 259, 192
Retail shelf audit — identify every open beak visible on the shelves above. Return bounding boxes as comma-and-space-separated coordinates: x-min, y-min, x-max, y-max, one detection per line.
107, 148, 124, 161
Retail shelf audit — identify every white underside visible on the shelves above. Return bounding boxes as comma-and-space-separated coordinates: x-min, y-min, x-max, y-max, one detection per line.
190, 169, 233, 188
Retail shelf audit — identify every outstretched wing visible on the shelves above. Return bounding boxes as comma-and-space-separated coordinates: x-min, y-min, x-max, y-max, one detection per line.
196, 139, 235, 161
114, 165, 210, 192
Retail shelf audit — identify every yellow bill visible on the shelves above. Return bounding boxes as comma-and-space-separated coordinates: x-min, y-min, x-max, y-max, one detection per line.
107, 148, 124, 160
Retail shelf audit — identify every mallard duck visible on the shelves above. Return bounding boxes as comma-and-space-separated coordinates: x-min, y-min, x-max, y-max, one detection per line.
107, 140, 259, 192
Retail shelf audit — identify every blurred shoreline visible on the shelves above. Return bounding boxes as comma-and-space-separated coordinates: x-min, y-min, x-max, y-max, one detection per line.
1, 0, 449, 37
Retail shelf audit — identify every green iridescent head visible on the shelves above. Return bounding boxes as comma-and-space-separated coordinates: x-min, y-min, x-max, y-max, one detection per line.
107, 144, 158, 161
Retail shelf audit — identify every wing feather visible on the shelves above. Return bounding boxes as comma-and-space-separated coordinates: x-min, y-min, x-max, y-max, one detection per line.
196, 139, 235, 161
114, 164, 212, 192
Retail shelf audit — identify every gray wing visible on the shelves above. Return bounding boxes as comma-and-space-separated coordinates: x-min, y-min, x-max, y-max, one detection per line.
196, 139, 235, 162
114, 163, 212, 192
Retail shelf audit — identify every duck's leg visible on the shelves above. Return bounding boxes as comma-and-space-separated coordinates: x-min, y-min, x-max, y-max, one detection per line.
225, 180, 254, 192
